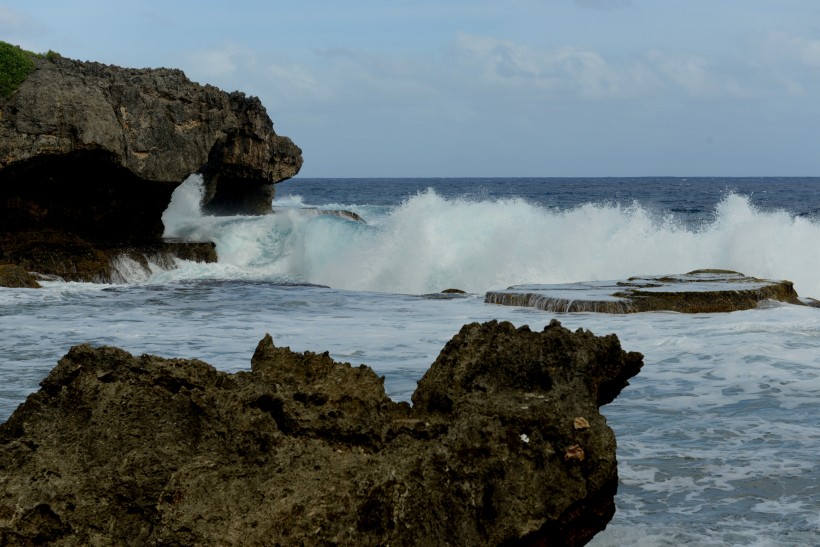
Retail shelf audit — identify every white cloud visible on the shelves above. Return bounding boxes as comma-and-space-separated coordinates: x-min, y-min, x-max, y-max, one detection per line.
574, 0, 632, 9
181, 43, 325, 105
454, 32, 658, 99
453, 32, 808, 101
263, 63, 323, 99
731, 30, 820, 96
187, 44, 244, 79
0, 6, 37, 33
761, 30, 820, 68
182, 28, 819, 139
642, 49, 756, 98
0, 5, 47, 45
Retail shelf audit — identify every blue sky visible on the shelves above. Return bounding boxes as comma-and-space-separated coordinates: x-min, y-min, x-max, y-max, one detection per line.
2, 0, 819, 177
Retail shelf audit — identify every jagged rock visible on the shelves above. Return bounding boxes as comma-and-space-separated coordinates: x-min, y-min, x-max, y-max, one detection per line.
0, 263, 40, 288
486, 270, 804, 313
0, 53, 301, 280
0, 320, 642, 546
0, 55, 302, 239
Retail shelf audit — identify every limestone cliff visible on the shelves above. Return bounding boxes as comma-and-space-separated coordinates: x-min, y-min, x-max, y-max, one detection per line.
0, 52, 302, 282
0, 320, 642, 546
0, 54, 302, 243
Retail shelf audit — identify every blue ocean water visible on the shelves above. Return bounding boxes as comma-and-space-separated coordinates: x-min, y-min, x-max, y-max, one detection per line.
2, 176, 819, 545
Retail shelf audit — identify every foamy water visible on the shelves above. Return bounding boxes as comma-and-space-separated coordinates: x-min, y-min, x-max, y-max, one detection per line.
160, 175, 820, 298
1, 282, 818, 545
3, 175, 819, 545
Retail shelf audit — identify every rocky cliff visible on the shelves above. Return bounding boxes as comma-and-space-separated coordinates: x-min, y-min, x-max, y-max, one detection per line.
0, 52, 302, 282
0, 320, 642, 546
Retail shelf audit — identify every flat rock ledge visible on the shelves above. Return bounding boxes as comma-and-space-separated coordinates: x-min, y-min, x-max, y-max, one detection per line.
0, 231, 217, 284
486, 270, 805, 314
0, 320, 642, 546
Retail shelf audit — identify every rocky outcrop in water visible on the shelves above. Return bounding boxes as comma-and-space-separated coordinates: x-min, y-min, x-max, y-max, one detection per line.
486, 270, 805, 313
0, 231, 218, 283
0, 263, 40, 288
0, 320, 642, 546
0, 53, 302, 283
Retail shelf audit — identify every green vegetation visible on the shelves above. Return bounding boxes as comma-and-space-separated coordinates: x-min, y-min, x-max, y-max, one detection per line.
0, 41, 37, 100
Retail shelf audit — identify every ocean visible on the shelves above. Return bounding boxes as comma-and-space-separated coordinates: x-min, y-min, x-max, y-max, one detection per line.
1, 176, 819, 545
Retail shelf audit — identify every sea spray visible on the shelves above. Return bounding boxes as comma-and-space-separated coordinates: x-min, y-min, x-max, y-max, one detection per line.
5, 176, 820, 545
161, 174, 206, 238
160, 176, 820, 298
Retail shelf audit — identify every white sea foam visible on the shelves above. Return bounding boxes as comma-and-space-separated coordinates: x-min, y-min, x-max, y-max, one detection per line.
161, 175, 820, 298
4, 177, 819, 545
2, 282, 818, 545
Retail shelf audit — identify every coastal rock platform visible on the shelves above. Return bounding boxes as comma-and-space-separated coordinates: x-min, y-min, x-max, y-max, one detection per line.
0, 231, 217, 284
485, 270, 804, 314
0, 320, 642, 546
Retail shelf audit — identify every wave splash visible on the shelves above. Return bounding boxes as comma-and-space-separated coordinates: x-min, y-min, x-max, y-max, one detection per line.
160, 175, 820, 298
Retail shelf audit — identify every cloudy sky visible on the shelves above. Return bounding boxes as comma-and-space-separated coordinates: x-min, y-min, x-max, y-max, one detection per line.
2, 0, 819, 177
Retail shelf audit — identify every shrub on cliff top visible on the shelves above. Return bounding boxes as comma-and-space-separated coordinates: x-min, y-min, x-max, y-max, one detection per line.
0, 41, 36, 100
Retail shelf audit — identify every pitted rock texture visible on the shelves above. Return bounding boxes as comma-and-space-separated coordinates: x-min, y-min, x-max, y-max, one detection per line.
0, 320, 643, 546
0, 55, 302, 243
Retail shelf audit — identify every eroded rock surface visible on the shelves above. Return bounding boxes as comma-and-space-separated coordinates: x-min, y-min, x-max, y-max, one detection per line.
486, 270, 805, 313
0, 263, 40, 288
0, 320, 642, 546
0, 54, 302, 283
0, 230, 217, 283
1, 55, 302, 235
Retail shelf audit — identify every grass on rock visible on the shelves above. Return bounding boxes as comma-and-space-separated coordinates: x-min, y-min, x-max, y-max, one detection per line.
0, 41, 39, 99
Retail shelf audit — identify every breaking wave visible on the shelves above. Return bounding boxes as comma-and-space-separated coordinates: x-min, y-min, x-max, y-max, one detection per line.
159, 175, 820, 297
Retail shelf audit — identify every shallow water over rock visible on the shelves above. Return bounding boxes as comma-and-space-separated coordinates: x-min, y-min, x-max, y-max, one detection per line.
485, 270, 803, 314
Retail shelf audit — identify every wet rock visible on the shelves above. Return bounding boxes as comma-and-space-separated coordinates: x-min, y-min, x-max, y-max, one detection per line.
486, 270, 804, 313
0, 320, 642, 546
271, 205, 365, 223
0, 231, 216, 283
0, 263, 40, 288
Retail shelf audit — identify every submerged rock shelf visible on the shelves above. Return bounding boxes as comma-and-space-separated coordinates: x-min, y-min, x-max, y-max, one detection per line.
271, 206, 365, 223
485, 270, 804, 314
0, 320, 642, 546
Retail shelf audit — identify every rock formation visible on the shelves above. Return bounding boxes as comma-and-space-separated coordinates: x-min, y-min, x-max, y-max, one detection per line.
0, 320, 642, 546
486, 269, 805, 313
0, 263, 40, 288
0, 50, 302, 283
0, 230, 219, 283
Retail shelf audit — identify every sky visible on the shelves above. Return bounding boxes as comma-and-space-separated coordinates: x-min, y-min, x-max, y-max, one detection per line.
1, 0, 819, 177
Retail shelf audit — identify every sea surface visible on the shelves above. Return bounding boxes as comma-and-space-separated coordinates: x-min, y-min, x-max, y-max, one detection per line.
2, 176, 819, 545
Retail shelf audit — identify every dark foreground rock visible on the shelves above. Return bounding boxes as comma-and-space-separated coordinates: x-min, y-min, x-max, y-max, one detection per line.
486, 270, 805, 314
0, 320, 642, 546
0, 50, 302, 283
